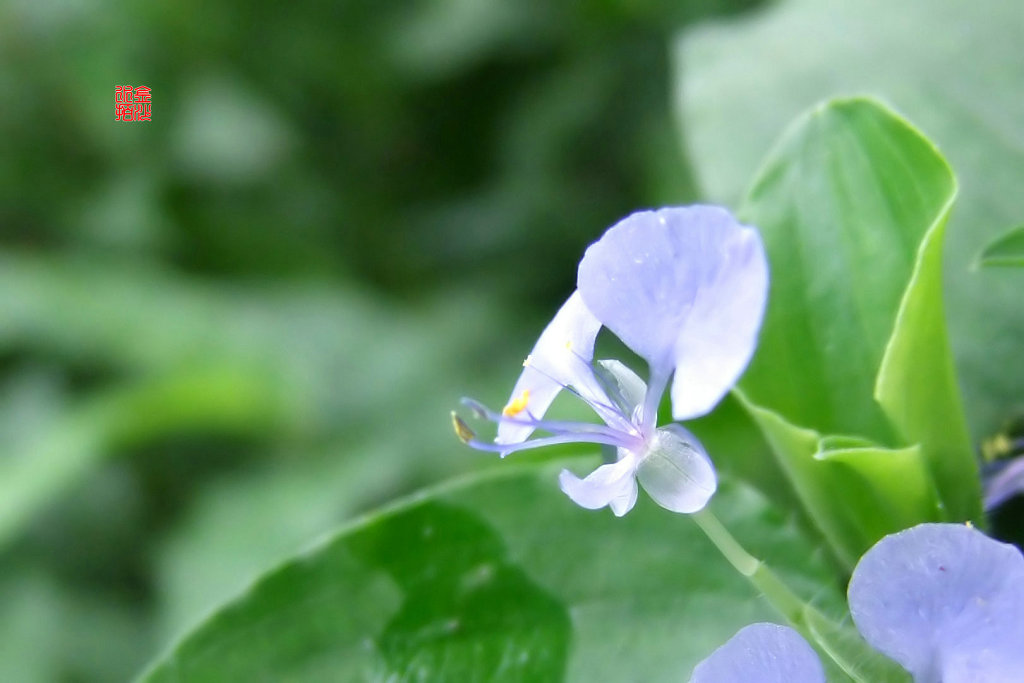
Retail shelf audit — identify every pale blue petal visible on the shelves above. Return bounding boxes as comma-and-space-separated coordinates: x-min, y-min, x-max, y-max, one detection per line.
576, 206, 768, 420
849, 523, 1024, 682
984, 454, 1024, 509
635, 424, 716, 514
690, 623, 825, 683
666, 214, 767, 420
558, 453, 638, 517
593, 359, 647, 420
496, 290, 603, 445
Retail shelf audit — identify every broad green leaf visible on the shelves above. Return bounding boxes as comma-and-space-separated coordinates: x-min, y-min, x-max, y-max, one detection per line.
153, 434, 451, 640
977, 225, 1024, 267
875, 197, 979, 521
676, 0, 1024, 439
153, 401, 793, 648
738, 97, 954, 443
740, 396, 939, 568
138, 463, 844, 683
732, 98, 979, 554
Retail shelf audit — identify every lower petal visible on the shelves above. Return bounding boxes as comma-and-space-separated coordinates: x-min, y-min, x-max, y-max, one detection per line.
635, 424, 716, 513
558, 454, 638, 517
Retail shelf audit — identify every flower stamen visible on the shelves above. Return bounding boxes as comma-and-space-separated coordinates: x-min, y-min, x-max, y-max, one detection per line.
450, 411, 476, 444
460, 398, 641, 447
502, 390, 531, 417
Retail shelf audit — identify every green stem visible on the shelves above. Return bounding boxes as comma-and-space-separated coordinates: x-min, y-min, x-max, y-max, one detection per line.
691, 507, 809, 633
691, 508, 910, 682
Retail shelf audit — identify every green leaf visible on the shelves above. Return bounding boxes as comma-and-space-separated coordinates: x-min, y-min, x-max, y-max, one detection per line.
153, 436, 445, 640
138, 463, 843, 682
977, 225, 1024, 267
874, 192, 979, 522
730, 98, 979, 559
676, 0, 1024, 439
739, 396, 939, 567
738, 97, 954, 443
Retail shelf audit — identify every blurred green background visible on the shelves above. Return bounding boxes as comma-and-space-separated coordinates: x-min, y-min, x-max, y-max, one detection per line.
0, 1, 761, 679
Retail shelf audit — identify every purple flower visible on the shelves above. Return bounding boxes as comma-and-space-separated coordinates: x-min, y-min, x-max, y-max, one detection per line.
849, 523, 1024, 681
690, 523, 1024, 682
983, 447, 1024, 510
690, 623, 825, 683
453, 206, 768, 515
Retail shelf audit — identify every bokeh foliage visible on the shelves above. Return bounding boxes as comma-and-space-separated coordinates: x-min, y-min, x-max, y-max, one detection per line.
0, 0, 760, 680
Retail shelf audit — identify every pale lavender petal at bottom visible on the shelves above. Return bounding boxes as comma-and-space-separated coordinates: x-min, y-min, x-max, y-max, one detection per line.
635, 424, 716, 514
984, 454, 1024, 510
849, 523, 1024, 682
689, 623, 825, 683
558, 453, 638, 517
496, 290, 604, 445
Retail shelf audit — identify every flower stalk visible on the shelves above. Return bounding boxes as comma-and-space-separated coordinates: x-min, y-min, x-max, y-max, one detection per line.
691, 508, 811, 633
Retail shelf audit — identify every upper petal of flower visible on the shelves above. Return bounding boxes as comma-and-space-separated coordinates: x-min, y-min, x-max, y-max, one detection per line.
576, 206, 768, 420
496, 290, 605, 445
558, 453, 639, 517
849, 523, 1024, 682
689, 623, 825, 683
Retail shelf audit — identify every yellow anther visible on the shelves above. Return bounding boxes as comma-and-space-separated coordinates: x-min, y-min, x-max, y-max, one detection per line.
502, 389, 530, 417
451, 411, 476, 444
565, 340, 572, 351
